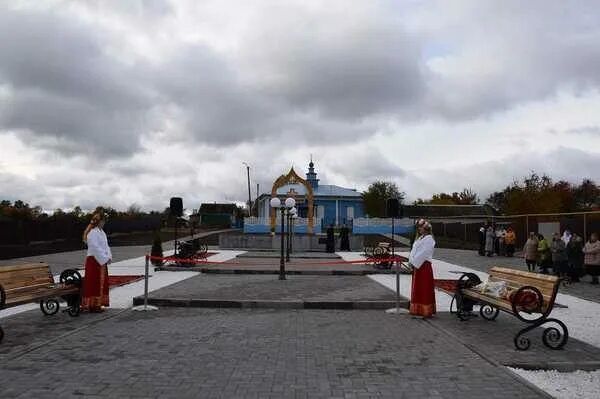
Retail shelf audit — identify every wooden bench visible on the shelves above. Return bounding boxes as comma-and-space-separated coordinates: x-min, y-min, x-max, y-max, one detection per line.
454, 267, 568, 351
0, 263, 82, 343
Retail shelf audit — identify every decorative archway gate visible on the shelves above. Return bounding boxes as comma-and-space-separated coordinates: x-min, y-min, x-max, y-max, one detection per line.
270, 167, 314, 234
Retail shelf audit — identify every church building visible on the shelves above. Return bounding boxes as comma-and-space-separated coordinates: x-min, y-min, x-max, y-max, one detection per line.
255, 160, 364, 231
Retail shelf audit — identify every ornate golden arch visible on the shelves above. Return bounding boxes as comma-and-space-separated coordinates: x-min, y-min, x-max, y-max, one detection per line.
270, 167, 314, 234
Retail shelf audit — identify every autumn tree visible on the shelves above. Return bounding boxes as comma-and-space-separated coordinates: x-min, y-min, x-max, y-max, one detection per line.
485, 172, 582, 214
417, 188, 479, 205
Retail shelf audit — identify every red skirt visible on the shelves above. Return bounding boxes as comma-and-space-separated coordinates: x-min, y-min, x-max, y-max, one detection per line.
410, 261, 436, 317
81, 256, 109, 312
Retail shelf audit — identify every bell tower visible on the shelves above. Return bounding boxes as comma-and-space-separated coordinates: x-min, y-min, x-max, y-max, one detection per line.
306, 155, 319, 190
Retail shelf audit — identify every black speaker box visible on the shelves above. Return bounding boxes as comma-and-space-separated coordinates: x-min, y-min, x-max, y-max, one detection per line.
170, 197, 183, 217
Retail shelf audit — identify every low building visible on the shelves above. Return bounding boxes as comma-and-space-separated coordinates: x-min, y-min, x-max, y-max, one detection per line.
254, 160, 364, 231
194, 203, 238, 228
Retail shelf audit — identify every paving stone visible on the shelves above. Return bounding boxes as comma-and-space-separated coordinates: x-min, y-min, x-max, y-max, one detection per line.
144, 274, 398, 302
1, 308, 549, 398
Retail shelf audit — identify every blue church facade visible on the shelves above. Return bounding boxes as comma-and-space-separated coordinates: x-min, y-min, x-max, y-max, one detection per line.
255, 161, 364, 230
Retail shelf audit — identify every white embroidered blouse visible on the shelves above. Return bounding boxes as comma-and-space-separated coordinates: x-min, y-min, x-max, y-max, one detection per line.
86, 227, 112, 266
408, 234, 436, 269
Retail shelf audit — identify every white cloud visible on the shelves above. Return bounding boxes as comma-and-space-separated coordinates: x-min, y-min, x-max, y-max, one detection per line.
1, 0, 600, 211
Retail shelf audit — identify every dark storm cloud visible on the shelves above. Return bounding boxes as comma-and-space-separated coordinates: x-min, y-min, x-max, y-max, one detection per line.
421, 1, 600, 120
0, 8, 156, 157
2, 1, 600, 160
245, 12, 425, 119
153, 45, 282, 146
328, 146, 406, 184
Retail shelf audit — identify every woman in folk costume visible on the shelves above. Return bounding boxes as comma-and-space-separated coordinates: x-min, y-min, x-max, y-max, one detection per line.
81, 211, 111, 312
408, 219, 436, 318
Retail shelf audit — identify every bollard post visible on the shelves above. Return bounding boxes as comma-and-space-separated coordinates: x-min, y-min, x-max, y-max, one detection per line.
386, 261, 408, 315
396, 265, 400, 312
133, 255, 158, 311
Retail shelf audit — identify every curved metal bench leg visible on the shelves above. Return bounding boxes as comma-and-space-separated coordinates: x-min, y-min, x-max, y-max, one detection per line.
454, 293, 472, 321
540, 318, 569, 350
480, 304, 499, 321
514, 317, 568, 351
514, 321, 540, 351
64, 294, 81, 317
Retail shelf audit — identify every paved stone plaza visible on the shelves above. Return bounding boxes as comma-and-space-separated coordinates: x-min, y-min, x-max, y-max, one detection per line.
2, 246, 600, 398
143, 274, 398, 302
1, 308, 550, 399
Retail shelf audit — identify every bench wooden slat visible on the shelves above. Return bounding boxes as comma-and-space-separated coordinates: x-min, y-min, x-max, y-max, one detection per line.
6, 285, 79, 305
461, 289, 514, 312
1, 275, 54, 289
488, 273, 556, 292
0, 263, 52, 273
486, 276, 555, 304
490, 267, 559, 288
0, 264, 54, 292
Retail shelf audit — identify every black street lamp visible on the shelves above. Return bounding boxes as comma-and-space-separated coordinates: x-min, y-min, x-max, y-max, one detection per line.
243, 162, 252, 216
290, 210, 297, 255
286, 206, 297, 262
270, 197, 295, 280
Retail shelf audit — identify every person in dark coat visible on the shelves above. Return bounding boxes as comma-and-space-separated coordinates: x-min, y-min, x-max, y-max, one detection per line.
567, 232, 584, 282
326, 224, 335, 253
485, 226, 495, 257
478, 226, 486, 256
339, 224, 350, 251
551, 233, 568, 277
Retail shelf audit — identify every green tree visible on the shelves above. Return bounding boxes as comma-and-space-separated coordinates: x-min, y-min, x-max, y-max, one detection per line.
574, 179, 600, 210
150, 230, 164, 266
362, 181, 404, 217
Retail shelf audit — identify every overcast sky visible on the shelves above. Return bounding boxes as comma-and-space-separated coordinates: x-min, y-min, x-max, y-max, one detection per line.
1, 0, 600, 212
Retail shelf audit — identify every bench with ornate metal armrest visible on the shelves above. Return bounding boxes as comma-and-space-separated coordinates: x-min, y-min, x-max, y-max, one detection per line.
453, 266, 568, 351
0, 263, 82, 343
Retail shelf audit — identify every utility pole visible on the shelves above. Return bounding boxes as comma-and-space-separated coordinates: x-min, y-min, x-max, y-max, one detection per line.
243, 162, 252, 216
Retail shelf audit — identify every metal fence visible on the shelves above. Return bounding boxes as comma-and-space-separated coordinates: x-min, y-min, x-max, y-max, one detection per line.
427, 211, 600, 249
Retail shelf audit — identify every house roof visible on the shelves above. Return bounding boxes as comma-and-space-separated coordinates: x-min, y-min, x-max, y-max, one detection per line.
402, 204, 498, 218
274, 184, 361, 198
198, 203, 237, 214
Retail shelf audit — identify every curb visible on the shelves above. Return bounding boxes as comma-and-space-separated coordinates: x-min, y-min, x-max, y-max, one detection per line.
235, 255, 343, 259
504, 361, 600, 372
132, 296, 407, 310
154, 267, 394, 275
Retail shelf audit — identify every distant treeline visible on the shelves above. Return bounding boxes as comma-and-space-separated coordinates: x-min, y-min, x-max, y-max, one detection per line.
0, 201, 164, 245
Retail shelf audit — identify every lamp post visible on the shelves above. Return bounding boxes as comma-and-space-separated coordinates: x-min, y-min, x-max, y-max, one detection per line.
243, 162, 252, 216
291, 213, 297, 255
271, 197, 295, 280
286, 207, 297, 262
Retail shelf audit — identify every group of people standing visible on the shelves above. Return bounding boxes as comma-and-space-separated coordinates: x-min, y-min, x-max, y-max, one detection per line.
523, 229, 600, 284
479, 225, 516, 257
325, 224, 350, 252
